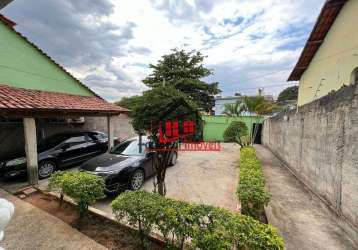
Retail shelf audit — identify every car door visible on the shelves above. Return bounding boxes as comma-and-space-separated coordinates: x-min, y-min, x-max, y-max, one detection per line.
85, 133, 106, 159
56, 134, 88, 166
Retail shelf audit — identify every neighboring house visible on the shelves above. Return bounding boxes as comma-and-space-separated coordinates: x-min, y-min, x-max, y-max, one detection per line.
0, 13, 134, 184
214, 96, 242, 115
288, 0, 358, 106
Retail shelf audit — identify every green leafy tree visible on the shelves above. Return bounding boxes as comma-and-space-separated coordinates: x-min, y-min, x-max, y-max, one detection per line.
277, 86, 298, 102
115, 95, 142, 116
223, 102, 245, 116
131, 86, 199, 196
143, 49, 220, 113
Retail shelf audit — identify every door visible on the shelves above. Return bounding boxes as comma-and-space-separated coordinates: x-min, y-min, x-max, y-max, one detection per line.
57, 135, 89, 166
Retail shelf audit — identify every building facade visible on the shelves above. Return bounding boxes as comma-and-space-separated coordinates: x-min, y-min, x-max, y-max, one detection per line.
288, 0, 358, 106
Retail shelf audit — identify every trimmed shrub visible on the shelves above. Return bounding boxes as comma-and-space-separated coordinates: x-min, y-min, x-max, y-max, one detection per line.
223, 121, 248, 145
56, 171, 105, 218
111, 190, 284, 250
48, 171, 77, 207
237, 147, 270, 221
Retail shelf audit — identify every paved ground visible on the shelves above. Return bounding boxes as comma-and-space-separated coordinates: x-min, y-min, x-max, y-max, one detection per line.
255, 145, 357, 250
94, 143, 240, 215
0, 189, 106, 250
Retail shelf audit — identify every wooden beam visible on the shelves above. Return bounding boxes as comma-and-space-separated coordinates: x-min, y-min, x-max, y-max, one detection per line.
23, 117, 38, 185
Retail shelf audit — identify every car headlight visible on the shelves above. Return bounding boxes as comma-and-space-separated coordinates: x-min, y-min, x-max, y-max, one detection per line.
6, 157, 26, 167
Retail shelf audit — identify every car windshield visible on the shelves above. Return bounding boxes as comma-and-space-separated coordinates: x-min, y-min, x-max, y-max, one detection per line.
110, 140, 146, 156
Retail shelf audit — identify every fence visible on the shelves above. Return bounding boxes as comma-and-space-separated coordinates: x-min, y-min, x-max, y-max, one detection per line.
202, 115, 263, 141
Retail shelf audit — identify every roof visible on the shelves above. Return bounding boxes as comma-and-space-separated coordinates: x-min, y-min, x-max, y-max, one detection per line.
288, 0, 348, 81
0, 14, 101, 98
0, 13, 15, 27
0, 84, 129, 117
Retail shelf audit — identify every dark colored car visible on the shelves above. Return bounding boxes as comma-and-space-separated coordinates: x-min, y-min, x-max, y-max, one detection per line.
0, 131, 110, 179
80, 136, 178, 194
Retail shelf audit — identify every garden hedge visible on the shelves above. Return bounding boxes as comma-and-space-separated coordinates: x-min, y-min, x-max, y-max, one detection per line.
237, 147, 270, 221
111, 190, 283, 250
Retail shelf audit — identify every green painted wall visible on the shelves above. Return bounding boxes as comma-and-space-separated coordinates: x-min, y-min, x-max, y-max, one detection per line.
202, 115, 263, 141
0, 22, 94, 96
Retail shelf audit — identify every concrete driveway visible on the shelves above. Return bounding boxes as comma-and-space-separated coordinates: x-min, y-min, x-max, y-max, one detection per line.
94, 143, 240, 215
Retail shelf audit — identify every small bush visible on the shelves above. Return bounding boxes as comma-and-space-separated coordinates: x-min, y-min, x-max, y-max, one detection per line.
111, 190, 284, 250
237, 147, 270, 221
56, 171, 105, 218
223, 121, 248, 145
48, 171, 77, 207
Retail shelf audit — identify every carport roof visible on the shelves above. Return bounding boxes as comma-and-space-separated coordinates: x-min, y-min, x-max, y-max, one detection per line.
0, 84, 129, 117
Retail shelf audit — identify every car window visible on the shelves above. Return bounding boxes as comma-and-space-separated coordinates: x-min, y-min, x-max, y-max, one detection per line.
38, 134, 69, 150
64, 135, 86, 144
111, 140, 146, 156
89, 133, 107, 141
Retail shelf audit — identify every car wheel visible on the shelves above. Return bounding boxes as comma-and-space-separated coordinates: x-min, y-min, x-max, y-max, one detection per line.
170, 152, 178, 166
130, 169, 145, 190
38, 160, 56, 179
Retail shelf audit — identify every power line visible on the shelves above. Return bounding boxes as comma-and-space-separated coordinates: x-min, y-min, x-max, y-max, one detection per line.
236, 82, 297, 92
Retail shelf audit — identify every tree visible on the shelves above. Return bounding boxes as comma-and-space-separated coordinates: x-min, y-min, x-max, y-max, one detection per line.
143, 49, 220, 113
242, 96, 277, 145
223, 121, 248, 146
115, 95, 142, 116
131, 86, 198, 195
277, 86, 298, 102
223, 102, 245, 117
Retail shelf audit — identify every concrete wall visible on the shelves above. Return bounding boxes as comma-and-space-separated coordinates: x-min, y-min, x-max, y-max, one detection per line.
0, 114, 136, 161
202, 115, 263, 141
298, 0, 358, 106
263, 83, 358, 241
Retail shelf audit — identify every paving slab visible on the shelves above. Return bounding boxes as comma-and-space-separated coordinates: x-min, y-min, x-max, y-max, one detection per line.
0, 189, 107, 250
255, 145, 357, 250
94, 143, 240, 215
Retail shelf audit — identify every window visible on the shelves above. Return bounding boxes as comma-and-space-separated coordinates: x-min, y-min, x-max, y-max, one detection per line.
65, 135, 86, 144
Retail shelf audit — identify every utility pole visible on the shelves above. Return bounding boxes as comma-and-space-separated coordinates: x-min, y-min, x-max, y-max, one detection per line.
162, 78, 166, 87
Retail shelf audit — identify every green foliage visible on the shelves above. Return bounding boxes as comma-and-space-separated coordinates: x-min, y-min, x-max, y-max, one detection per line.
48, 171, 77, 207
115, 95, 143, 116
223, 121, 248, 144
142, 48, 221, 112
51, 171, 105, 218
111, 190, 284, 250
131, 86, 198, 134
223, 102, 245, 116
237, 147, 270, 221
277, 86, 298, 102
243, 96, 277, 116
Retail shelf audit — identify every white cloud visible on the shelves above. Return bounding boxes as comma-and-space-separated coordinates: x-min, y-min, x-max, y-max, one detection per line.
4, 0, 326, 101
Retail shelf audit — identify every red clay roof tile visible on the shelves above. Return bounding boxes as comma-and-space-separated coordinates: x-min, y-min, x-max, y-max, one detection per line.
0, 84, 129, 116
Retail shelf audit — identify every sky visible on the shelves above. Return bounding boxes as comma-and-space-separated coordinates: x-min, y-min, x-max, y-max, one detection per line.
2, 0, 325, 102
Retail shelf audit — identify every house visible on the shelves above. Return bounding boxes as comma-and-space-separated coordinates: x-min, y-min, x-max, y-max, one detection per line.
0, 13, 134, 185
288, 0, 358, 106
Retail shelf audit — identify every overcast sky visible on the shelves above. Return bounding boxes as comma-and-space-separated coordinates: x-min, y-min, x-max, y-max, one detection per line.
3, 0, 325, 101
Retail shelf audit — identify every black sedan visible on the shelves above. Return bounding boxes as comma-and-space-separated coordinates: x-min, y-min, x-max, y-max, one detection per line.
80, 136, 178, 194
0, 131, 110, 179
